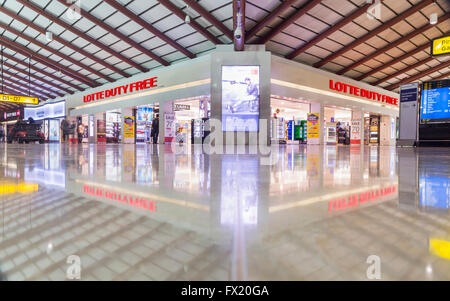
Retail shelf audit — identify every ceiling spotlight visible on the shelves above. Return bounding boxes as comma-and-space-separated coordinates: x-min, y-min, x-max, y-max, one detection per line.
45, 31, 53, 42
430, 13, 438, 25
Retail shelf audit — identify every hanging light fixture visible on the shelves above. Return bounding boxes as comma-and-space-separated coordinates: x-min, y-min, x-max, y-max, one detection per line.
45, 31, 53, 42
184, 5, 191, 24
430, 13, 438, 25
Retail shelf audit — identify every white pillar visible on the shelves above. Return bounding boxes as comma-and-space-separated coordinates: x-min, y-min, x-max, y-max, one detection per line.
380, 115, 395, 146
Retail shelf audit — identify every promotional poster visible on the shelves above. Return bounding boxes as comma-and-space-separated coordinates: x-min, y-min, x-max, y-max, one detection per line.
307, 113, 320, 139
123, 116, 135, 138
222, 65, 260, 132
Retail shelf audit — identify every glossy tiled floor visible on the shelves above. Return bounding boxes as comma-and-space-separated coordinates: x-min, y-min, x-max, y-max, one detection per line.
0, 143, 449, 281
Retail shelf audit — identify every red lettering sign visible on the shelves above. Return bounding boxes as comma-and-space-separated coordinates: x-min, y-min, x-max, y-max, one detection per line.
83, 77, 158, 103
83, 184, 156, 212
329, 79, 398, 106
328, 185, 397, 213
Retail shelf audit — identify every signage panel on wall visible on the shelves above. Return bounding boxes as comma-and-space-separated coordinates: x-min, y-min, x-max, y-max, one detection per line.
1, 108, 23, 122
420, 79, 450, 124
399, 83, 419, 141
307, 113, 320, 139
431, 35, 450, 57
222, 66, 260, 132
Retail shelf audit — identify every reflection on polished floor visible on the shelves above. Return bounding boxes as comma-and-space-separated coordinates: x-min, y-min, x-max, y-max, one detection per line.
0, 143, 449, 281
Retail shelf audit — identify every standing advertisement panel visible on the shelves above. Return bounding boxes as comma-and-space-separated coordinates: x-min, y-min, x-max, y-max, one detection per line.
307, 113, 320, 139
123, 116, 135, 139
350, 120, 362, 144
222, 66, 260, 132
164, 113, 175, 143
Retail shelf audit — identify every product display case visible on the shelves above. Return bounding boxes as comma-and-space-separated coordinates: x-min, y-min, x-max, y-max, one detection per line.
326, 122, 337, 145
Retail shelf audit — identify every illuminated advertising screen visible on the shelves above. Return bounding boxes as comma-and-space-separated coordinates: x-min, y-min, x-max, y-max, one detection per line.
222, 66, 260, 132
24, 101, 65, 121
420, 79, 450, 124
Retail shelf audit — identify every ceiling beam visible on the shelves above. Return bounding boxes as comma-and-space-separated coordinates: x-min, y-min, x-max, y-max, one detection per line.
430, 71, 450, 81
103, 0, 195, 59
355, 43, 429, 81
0, 77, 50, 99
286, 1, 376, 60
233, 0, 246, 51
0, 35, 98, 88
2, 52, 80, 93
246, 0, 297, 42
16, 0, 149, 74
0, 6, 130, 79
55, 0, 168, 68
386, 60, 450, 90
1, 68, 64, 98
257, 0, 322, 45
183, 0, 233, 40
0, 21, 113, 84
3, 59, 73, 95
373, 57, 435, 85
156, 0, 223, 45
314, 0, 434, 68
337, 14, 450, 75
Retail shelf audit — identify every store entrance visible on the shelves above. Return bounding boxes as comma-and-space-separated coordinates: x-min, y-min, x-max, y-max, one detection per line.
271, 97, 310, 144
324, 107, 352, 145
173, 98, 205, 144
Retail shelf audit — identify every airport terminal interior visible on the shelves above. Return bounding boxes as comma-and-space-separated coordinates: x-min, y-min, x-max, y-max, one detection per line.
0, 0, 449, 282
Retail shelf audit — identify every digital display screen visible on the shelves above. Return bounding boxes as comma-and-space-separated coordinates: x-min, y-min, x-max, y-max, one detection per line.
222, 66, 260, 132
420, 79, 450, 123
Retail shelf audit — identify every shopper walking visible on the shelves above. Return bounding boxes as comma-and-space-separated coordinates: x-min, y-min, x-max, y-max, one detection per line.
151, 116, 159, 144
77, 122, 84, 144
0, 126, 4, 143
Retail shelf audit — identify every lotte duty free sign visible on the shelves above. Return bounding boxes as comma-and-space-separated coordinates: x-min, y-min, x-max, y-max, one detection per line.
0, 94, 38, 105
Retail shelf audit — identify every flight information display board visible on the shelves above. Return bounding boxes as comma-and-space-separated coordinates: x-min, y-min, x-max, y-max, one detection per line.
420, 79, 450, 124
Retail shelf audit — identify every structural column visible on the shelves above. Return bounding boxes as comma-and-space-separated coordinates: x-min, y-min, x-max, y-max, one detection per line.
380, 115, 395, 146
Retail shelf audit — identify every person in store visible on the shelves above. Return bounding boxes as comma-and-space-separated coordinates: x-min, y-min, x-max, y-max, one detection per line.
77, 122, 85, 144
61, 119, 69, 142
151, 115, 159, 144
0, 126, 4, 143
